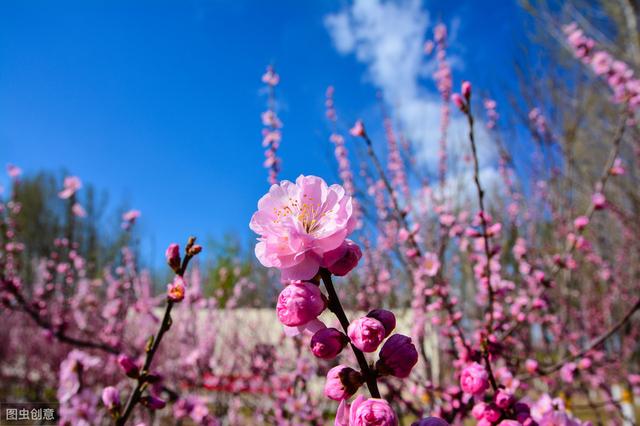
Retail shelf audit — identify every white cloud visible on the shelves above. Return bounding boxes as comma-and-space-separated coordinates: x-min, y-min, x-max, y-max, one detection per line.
324, 0, 499, 194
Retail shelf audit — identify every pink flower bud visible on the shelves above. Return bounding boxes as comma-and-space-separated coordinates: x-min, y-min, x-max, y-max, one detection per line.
118, 354, 139, 378
350, 120, 366, 137
350, 396, 398, 426
592, 192, 606, 210
101, 386, 120, 410
483, 403, 501, 422
276, 282, 326, 327
411, 418, 449, 426
310, 327, 347, 359
472, 402, 486, 419
495, 389, 514, 409
460, 362, 489, 395
167, 276, 186, 302
324, 365, 363, 401
451, 93, 465, 111
141, 395, 166, 410
165, 243, 181, 271
347, 316, 386, 353
366, 309, 396, 337
574, 215, 589, 231
525, 359, 538, 374
376, 334, 418, 378
322, 239, 362, 276
462, 81, 472, 99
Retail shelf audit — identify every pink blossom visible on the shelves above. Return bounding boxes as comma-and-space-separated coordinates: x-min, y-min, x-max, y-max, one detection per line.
250, 175, 355, 280
324, 365, 362, 401
6, 164, 22, 178
141, 395, 166, 410
323, 239, 362, 276
122, 209, 141, 223
461, 81, 472, 99
451, 93, 465, 110
72, 203, 87, 218
101, 386, 120, 410
165, 243, 181, 271
573, 216, 589, 231
276, 281, 326, 327
376, 334, 418, 378
261, 65, 280, 86
610, 158, 625, 175
483, 403, 501, 422
423, 252, 440, 277
349, 396, 398, 426
310, 327, 347, 359
118, 354, 139, 378
591, 192, 606, 209
347, 316, 386, 353
58, 176, 82, 199
167, 276, 186, 302
460, 362, 489, 395
495, 389, 514, 408
525, 359, 538, 374
350, 120, 365, 137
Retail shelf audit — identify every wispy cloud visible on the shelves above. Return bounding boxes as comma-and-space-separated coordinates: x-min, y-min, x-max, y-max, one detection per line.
324, 0, 499, 200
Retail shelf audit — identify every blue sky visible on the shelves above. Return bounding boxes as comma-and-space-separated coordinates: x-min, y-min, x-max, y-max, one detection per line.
0, 0, 528, 265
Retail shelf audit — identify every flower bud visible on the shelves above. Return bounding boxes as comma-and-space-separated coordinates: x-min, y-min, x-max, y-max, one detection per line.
165, 243, 181, 271
495, 389, 514, 409
322, 239, 362, 276
310, 327, 347, 359
452, 93, 465, 111
592, 192, 606, 210
141, 395, 166, 410
376, 334, 418, 378
366, 309, 396, 337
101, 386, 120, 411
462, 81, 472, 99
118, 354, 139, 378
460, 362, 489, 395
347, 316, 386, 353
167, 276, 186, 302
483, 403, 501, 422
350, 120, 366, 137
412, 417, 449, 426
324, 365, 363, 401
276, 282, 326, 327
573, 215, 589, 231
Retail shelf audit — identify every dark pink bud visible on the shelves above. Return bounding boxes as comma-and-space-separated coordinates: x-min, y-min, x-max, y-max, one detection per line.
376, 334, 419, 378
322, 239, 362, 276
141, 395, 166, 410
350, 120, 366, 137
310, 327, 347, 359
118, 354, 139, 378
165, 243, 181, 271
462, 81, 472, 99
483, 403, 501, 422
366, 309, 396, 337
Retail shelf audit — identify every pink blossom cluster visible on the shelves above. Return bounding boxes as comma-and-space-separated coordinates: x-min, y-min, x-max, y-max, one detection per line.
261, 65, 283, 184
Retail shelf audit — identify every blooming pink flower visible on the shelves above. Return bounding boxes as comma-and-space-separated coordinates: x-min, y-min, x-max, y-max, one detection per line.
349, 396, 398, 426
167, 276, 186, 302
376, 334, 418, 378
366, 309, 396, 337
350, 120, 365, 137
262, 66, 280, 86
250, 175, 356, 280
324, 365, 362, 401
276, 281, 326, 327
58, 176, 82, 199
347, 316, 386, 353
423, 252, 440, 277
495, 389, 514, 409
460, 362, 489, 395
310, 327, 347, 359
323, 239, 362, 276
